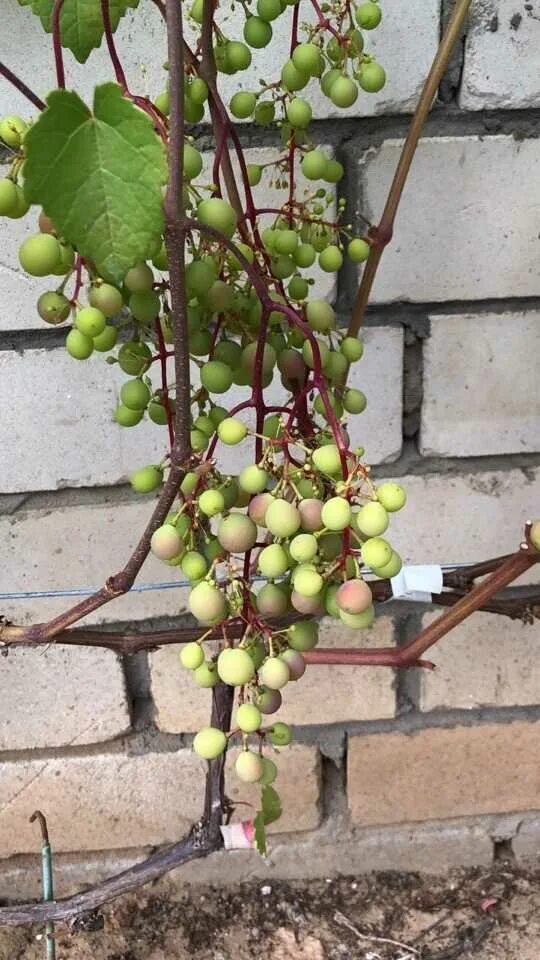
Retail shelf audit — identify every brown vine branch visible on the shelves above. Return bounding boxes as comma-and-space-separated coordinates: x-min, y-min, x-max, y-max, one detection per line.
348, 0, 471, 335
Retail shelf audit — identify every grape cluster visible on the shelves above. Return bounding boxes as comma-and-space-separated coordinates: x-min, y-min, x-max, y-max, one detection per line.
1, 1, 401, 799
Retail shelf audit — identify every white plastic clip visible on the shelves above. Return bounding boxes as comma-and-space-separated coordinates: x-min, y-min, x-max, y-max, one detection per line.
220, 820, 255, 850
390, 564, 443, 602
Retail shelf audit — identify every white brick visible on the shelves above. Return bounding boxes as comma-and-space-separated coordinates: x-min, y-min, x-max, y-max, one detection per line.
1, 2, 439, 122
420, 312, 540, 457
0, 750, 205, 856
151, 616, 396, 734
358, 136, 540, 303
460, 1, 540, 111
0, 648, 129, 750
419, 612, 540, 711
386, 467, 540, 583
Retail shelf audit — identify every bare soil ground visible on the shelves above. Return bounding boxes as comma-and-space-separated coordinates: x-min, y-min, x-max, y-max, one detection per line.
0, 861, 538, 960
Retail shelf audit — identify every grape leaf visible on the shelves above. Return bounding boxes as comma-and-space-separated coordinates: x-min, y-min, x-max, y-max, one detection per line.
23, 84, 168, 283
17, 0, 139, 63
253, 812, 267, 856
261, 785, 282, 826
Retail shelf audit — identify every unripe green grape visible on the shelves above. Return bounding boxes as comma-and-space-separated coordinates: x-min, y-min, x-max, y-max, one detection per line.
259, 757, 278, 785
151, 524, 182, 561
256, 582, 290, 616
196, 197, 237, 238
274, 229, 298, 255
230, 91, 257, 119
190, 330, 212, 357
270, 253, 296, 279
321, 68, 341, 96
330, 75, 358, 108
306, 299, 336, 333
228, 241, 255, 270
119, 379, 150, 413
247, 163, 262, 186
37, 291, 70, 325
281, 59, 309, 92
190, 0, 204, 22
198, 488, 225, 517
319, 244, 343, 273
181, 472, 198, 495
245, 639, 267, 670
286, 97, 312, 129
180, 641, 205, 670
361, 536, 392, 570
217, 647, 255, 685
201, 360, 233, 394
294, 242, 316, 268
248, 491, 274, 525
124, 262, 153, 292
190, 581, 227, 625
348, 238, 370, 263
193, 414, 216, 438
147, 399, 169, 425
339, 604, 375, 629
217, 417, 248, 445
298, 498, 324, 532
155, 90, 170, 115
324, 351, 349, 381
291, 42, 320, 76
257, 0, 281, 18
343, 388, 367, 414
89, 282, 123, 317
236, 703, 262, 733
287, 619, 318, 651
216, 476, 240, 510
340, 336, 364, 362
310, 224, 332, 252
373, 550, 402, 579
183, 142, 203, 180
226, 40, 252, 71
289, 533, 318, 563
239, 465, 269, 494
19, 234, 61, 276
255, 686, 282, 714
326, 37, 345, 63
254, 100, 275, 125
296, 475, 323, 498
236, 750, 264, 783
321, 497, 351, 532
203, 537, 226, 564
301, 149, 328, 181
324, 582, 340, 617
336, 578, 372, 615
265, 499, 301, 538
8, 184, 30, 219
191, 427, 209, 454
376, 482, 407, 513
217, 514, 258, 553
269, 720, 292, 745
0, 179, 18, 216
288, 275, 309, 301
50, 240, 75, 276
75, 306, 106, 339
311, 444, 342, 476
180, 551, 207, 582
194, 660, 219, 688
324, 159, 345, 183
293, 565, 324, 597
302, 338, 330, 370
152, 244, 168, 271
188, 77, 209, 104
206, 280, 234, 313
130, 465, 163, 493
280, 648, 306, 680
0, 115, 27, 147
291, 589, 324, 614
358, 61, 386, 93
258, 543, 290, 578
193, 726, 227, 759
356, 1, 382, 29
184, 97, 204, 122
355, 501, 388, 537
114, 404, 143, 427
118, 341, 152, 376
263, 413, 284, 438
66, 328, 93, 360
259, 657, 290, 690
186, 259, 217, 295
241, 341, 276, 376
244, 15, 273, 48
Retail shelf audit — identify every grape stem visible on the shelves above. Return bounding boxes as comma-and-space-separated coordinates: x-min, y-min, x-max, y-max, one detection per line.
100, 0, 128, 91
0, 62, 46, 111
51, 0, 66, 89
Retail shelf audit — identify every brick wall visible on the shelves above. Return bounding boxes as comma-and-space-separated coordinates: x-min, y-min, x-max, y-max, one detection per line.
0, 1, 539, 898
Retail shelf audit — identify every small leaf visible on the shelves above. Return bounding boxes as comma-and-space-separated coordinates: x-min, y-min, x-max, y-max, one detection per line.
261, 785, 282, 826
23, 84, 167, 283
253, 811, 267, 856
17, 0, 139, 63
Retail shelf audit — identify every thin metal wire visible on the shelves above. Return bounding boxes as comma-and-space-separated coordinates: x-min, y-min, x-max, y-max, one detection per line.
0, 564, 473, 601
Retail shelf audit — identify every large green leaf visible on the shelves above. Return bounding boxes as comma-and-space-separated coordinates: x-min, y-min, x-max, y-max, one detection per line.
17, 0, 139, 63
23, 84, 168, 283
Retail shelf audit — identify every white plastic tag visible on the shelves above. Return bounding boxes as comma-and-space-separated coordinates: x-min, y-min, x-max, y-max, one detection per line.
220, 820, 255, 850
390, 564, 443, 602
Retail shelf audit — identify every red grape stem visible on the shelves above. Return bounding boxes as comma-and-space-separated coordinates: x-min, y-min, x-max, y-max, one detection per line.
0, 62, 46, 111
51, 0, 66, 88
100, 0, 128, 91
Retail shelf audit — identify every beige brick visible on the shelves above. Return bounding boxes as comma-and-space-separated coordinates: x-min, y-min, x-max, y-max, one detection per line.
0, 750, 205, 856
421, 312, 540, 457
151, 618, 396, 734
0, 647, 129, 750
419, 612, 540, 712
227, 745, 321, 834
348, 721, 540, 826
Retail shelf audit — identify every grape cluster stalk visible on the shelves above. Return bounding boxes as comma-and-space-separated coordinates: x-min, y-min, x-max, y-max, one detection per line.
1, 0, 539, 930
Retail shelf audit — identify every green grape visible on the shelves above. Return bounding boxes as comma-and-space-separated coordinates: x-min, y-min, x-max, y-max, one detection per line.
19, 234, 61, 276
330, 75, 358, 108
326, 37, 345, 63
180, 641, 205, 670
217, 417, 248, 445
244, 16, 273, 47
258, 543, 290, 577
311, 444, 342, 476
265, 499, 301, 538
188, 77, 209, 104
130, 465, 163, 493
293, 243, 316, 268
193, 727, 227, 759
343, 388, 367, 414
306, 299, 336, 333
0, 179, 18, 216
239, 465, 269, 494
271, 254, 295, 279
247, 163, 262, 186
289, 533, 318, 562
226, 40, 252, 71
184, 142, 203, 180
324, 159, 344, 183
245, 638, 267, 669
187, 259, 218, 295
298, 498, 324, 531
217, 513, 257, 552
287, 619, 318, 651
230, 91, 257, 119
248, 491, 274, 525
50, 240, 75, 276
292, 42, 321, 76
339, 604, 375, 629
236, 751, 264, 783
319, 245, 343, 273
301, 150, 328, 181
236, 703, 262, 733
75, 306, 106, 338
181, 472, 198, 495
348, 238, 370, 262
361, 536, 392, 570
189, 581, 228, 624
124, 262, 154, 292
257, 0, 282, 19
201, 360, 233, 394
259, 757, 278, 785
355, 1, 382, 29
291, 588, 323, 615
114, 404, 143, 427
302, 338, 329, 370
321, 68, 341, 96
151, 523, 183, 560
203, 537, 226, 564
358, 61, 386, 93
213, 341, 241, 369
217, 647, 255, 685
190, 330, 212, 356
194, 661, 219, 688
89, 282, 123, 316
0, 115, 27, 148
281, 59, 309, 92
288, 275, 309, 300
152, 244, 168, 271
155, 90, 170, 115
274, 229, 298, 255
376, 482, 407, 512
280, 648, 306, 680
148, 399, 170, 424
37, 291, 70, 325
206, 280, 234, 313
268, 720, 293, 744
198, 488, 225, 517
8, 184, 30, 219
120, 379, 151, 411
181, 551, 208, 581
256, 582, 289, 616
118, 341, 152, 376
314, 391, 342, 419
324, 582, 340, 617
286, 97, 312, 128
373, 550, 402, 578
293, 565, 324, 597
254, 100, 275, 125
66, 328, 93, 360
196, 197, 237, 238
336, 578, 372, 614
259, 657, 290, 690
340, 336, 364, 362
